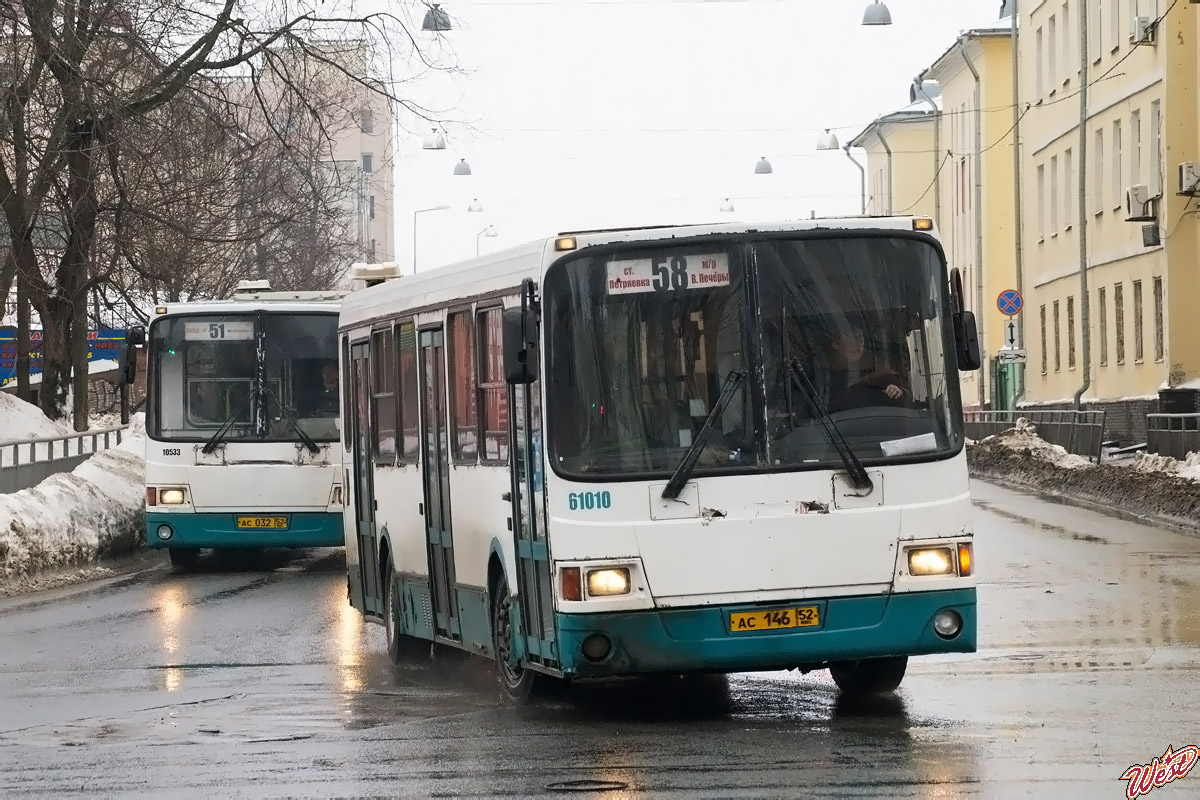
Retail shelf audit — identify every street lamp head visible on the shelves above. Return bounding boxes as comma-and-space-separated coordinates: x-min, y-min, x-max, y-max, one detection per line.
422, 128, 446, 150
483, 225, 498, 237
422, 3, 452, 32
862, 1, 892, 25
467, 198, 483, 212
816, 129, 840, 151
453, 158, 472, 176
754, 156, 773, 175
720, 198, 735, 212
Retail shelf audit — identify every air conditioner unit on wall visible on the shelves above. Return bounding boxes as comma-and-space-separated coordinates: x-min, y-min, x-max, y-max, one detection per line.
1179, 162, 1200, 196
1126, 184, 1157, 222
1133, 15, 1157, 44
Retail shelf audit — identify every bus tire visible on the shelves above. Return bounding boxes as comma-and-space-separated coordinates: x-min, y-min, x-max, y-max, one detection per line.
384, 563, 429, 665
491, 576, 537, 704
168, 549, 199, 572
828, 656, 908, 695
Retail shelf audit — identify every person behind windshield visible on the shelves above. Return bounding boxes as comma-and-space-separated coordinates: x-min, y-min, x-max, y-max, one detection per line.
822, 325, 911, 414
315, 362, 339, 414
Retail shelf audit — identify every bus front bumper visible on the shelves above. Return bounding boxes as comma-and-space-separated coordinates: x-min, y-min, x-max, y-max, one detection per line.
554, 587, 976, 678
145, 511, 345, 550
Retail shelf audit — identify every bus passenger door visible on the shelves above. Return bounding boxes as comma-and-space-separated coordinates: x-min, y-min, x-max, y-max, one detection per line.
509, 381, 559, 668
418, 328, 461, 641
349, 343, 383, 617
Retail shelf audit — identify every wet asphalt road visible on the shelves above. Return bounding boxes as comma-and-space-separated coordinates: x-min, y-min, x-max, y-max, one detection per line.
3, 481, 1200, 797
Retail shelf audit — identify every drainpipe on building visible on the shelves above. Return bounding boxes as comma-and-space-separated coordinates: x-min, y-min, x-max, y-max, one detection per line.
914, 77, 942, 227
876, 127, 894, 214
1011, 7, 1027, 407
1072, 0, 1092, 410
958, 38, 987, 409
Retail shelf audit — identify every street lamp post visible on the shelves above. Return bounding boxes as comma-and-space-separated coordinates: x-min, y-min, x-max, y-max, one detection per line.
477, 225, 498, 256
413, 205, 451, 272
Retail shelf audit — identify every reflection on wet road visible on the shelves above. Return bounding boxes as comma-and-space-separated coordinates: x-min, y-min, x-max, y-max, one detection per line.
3, 481, 1200, 796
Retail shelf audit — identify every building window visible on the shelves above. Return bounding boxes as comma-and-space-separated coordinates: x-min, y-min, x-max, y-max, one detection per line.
1062, 3, 1071, 83
1053, 300, 1061, 372
1040, 304, 1048, 375
1049, 15, 1057, 88
369, 195, 376, 220
1133, 279, 1144, 361
1154, 276, 1164, 362
1115, 282, 1126, 364
1064, 148, 1074, 225
1091, 0, 1104, 62
360, 109, 375, 134
1111, 0, 1122, 50
476, 307, 509, 464
1094, 128, 1105, 213
1037, 164, 1046, 239
361, 153, 373, 173
397, 321, 419, 461
1099, 287, 1108, 366
1050, 155, 1059, 233
1067, 296, 1077, 369
1112, 120, 1123, 208
371, 328, 397, 463
1150, 100, 1162, 196
448, 309, 478, 462
1036, 27, 1045, 98
1130, 109, 1141, 187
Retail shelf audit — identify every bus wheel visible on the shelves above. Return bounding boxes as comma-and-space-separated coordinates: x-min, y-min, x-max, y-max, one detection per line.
168, 549, 199, 573
829, 656, 908, 695
491, 577, 536, 704
384, 563, 429, 665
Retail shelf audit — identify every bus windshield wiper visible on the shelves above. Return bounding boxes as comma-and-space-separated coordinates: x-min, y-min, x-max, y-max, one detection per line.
788, 360, 873, 493
263, 386, 320, 455
201, 387, 256, 454
661, 369, 746, 501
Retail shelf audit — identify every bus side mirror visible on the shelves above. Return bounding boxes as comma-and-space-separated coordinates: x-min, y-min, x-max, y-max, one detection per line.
126, 325, 146, 346
120, 342, 139, 385
502, 307, 539, 385
954, 310, 981, 371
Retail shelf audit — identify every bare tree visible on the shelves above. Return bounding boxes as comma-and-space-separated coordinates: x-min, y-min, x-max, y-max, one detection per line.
0, 0, 445, 426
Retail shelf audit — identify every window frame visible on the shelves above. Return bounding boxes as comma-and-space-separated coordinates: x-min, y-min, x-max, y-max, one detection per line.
370, 326, 398, 465
475, 303, 510, 466
447, 305, 480, 465
396, 319, 420, 464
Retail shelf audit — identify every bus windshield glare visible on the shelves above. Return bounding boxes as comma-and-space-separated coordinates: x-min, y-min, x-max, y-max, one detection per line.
148, 313, 340, 443
544, 234, 962, 478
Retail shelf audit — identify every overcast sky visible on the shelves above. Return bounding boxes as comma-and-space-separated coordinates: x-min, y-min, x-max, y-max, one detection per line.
386, 0, 1008, 272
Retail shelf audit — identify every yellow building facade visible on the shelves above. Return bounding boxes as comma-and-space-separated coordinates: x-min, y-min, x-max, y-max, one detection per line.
1019, 0, 1199, 416
849, 102, 939, 219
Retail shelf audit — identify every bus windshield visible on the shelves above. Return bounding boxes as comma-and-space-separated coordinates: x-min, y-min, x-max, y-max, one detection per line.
148, 312, 340, 443
544, 234, 962, 479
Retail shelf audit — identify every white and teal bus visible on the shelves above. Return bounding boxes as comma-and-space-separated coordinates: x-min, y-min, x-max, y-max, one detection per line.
140, 282, 350, 571
338, 217, 983, 700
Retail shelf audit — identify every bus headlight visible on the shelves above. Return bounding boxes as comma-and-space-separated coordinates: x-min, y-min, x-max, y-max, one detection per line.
159, 488, 187, 505
907, 547, 954, 576
586, 568, 630, 597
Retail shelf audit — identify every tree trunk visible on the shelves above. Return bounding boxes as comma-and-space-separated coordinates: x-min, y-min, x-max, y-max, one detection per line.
37, 293, 71, 418
72, 292, 89, 431
15, 272, 31, 403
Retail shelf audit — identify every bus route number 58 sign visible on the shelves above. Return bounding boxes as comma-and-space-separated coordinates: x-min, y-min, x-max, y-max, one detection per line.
606, 253, 731, 295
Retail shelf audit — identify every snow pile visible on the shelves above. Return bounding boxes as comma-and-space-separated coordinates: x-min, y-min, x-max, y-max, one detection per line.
0, 413, 146, 580
1130, 450, 1200, 483
973, 417, 1094, 470
0, 392, 74, 441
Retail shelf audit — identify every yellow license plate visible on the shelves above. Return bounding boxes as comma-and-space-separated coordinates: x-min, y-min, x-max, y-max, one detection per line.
236, 516, 289, 530
729, 606, 820, 633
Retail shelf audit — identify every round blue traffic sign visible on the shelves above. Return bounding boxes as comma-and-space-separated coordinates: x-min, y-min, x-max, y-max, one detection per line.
997, 290, 1023, 316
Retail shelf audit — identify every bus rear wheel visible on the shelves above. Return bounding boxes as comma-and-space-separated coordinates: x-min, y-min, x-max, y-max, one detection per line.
829, 656, 908, 695
168, 549, 199, 572
384, 563, 429, 665
491, 576, 537, 704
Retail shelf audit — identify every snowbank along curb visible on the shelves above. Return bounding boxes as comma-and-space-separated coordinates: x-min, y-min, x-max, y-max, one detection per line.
967, 419, 1200, 531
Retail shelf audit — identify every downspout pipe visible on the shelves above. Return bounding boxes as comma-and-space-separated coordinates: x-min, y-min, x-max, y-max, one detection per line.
958, 37, 986, 409
1072, 0, 1092, 409
875, 127, 894, 214
1011, 6, 1027, 407
844, 144, 867, 214
914, 78, 942, 226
